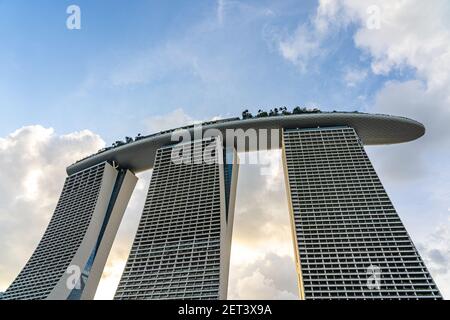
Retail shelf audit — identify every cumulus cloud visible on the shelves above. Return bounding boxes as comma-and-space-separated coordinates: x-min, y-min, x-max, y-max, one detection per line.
312, 0, 450, 89
229, 150, 298, 299
372, 80, 450, 147
233, 151, 291, 248
229, 253, 298, 300
278, 25, 323, 72
0, 126, 104, 291
417, 221, 450, 298
344, 68, 368, 87
281, 1, 450, 166
310, 0, 450, 187
144, 108, 201, 133
279, 0, 450, 87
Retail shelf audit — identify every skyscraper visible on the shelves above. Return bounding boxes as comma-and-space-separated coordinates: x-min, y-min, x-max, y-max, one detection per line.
115, 137, 238, 299
282, 126, 441, 299
1, 162, 137, 300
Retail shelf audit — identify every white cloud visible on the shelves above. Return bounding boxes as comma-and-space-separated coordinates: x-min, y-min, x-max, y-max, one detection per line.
313, 0, 450, 89
230, 253, 298, 300
312, 0, 450, 187
352, 1, 450, 89
0, 126, 104, 291
232, 151, 291, 248
144, 108, 200, 133
279, 0, 450, 88
278, 25, 323, 72
229, 150, 298, 299
417, 220, 450, 298
373, 80, 450, 150
344, 68, 368, 87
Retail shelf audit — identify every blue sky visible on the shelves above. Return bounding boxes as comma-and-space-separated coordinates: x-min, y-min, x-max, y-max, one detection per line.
0, 0, 449, 299
0, 0, 396, 142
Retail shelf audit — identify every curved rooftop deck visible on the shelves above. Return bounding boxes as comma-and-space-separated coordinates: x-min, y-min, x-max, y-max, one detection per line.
67, 112, 425, 175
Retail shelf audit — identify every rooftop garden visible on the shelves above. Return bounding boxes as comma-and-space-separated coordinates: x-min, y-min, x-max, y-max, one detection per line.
241, 106, 321, 119
73, 107, 362, 164
109, 107, 322, 149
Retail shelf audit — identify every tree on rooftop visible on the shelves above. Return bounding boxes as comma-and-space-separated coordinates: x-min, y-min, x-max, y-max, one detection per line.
256, 109, 269, 117
281, 107, 291, 115
242, 109, 253, 119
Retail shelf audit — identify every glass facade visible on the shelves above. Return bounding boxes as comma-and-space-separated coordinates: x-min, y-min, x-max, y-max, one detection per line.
115, 137, 238, 300
282, 126, 442, 299
2, 162, 136, 300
